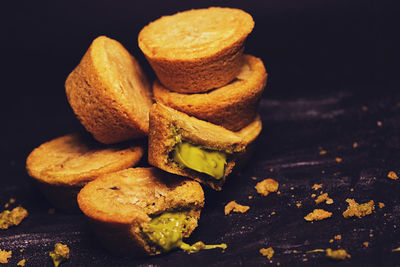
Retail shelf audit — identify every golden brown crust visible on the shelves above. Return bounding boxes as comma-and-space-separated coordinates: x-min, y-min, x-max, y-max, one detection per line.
65, 36, 153, 144
26, 133, 144, 186
148, 103, 262, 190
153, 55, 267, 131
77, 167, 204, 256
138, 7, 254, 93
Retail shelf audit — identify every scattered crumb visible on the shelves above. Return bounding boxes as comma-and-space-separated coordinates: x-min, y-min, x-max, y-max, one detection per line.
326, 198, 334, 205
319, 150, 327, 155
251, 176, 258, 181
377, 121, 382, 127
271, 211, 276, 215
304, 209, 332, 221
0, 249, 12, 264
291, 194, 294, 198
277, 262, 280, 266
363, 242, 369, 248
49, 243, 70, 267
290, 187, 294, 190
3, 203, 9, 209
0, 206, 28, 230
335, 157, 342, 163
321, 170, 326, 174
384, 213, 387, 216
311, 194, 316, 198
277, 191, 281, 195
312, 184, 323, 190
342, 199, 374, 218
350, 188, 354, 192
392, 247, 400, 252
315, 193, 334, 205
292, 250, 299, 253
334, 235, 342, 240
387, 171, 399, 180
362, 106, 368, 111
353, 142, 358, 148
369, 233, 374, 238
326, 248, 351, 260
259, 247, 274, 259
255, 178, 279, 196
17, 258, 26, 266
378, 202, 385, 209
296, 202, 302, 208
48, 208, 56, 214
302, 258, 308, 262
269, 168, 274, 172
329, 239, 334, 243
248, 196, 253, 200
224, 201, 250, 215
19, 249, 23, 253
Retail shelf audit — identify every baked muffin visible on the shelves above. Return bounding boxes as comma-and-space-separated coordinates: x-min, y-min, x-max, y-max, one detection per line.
26, 133, 144, 211
153, 55, 267, 131
77, 167, 205, 256
148, 103, 262, 190
65, 36, 153, 144
138, 7, 254, 93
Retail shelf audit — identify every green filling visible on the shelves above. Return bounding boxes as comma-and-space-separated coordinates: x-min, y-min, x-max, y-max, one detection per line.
173, 142, 227, 179
142, 212, 227, 253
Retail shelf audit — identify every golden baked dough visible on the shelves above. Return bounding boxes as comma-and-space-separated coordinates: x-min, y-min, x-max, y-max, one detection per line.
138, 7, 254, 93
77, 167, 204, 256
148, 103, 262, 190
153, 55, 267, 131
66, 36, 153, 144
26, 133, 144, 211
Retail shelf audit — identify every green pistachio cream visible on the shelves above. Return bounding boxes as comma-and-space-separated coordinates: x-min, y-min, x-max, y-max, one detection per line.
142, 212, 227, 253
173, 142, 227, 179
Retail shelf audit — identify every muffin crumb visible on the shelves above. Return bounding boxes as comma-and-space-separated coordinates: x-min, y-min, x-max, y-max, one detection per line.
342, 199, 374, 218
304, 209, 332, 221
255, 179, 279, 196
259, 247, 274, 259
224, 201, 250, 215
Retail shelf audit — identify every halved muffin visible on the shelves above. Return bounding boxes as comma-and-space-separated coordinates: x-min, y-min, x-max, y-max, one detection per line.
77, 167, 205, 256
138, 7, 254, 93
26, 133, 144, 211
153, 55, 267, 131
148, 103, 262, 190
65, 36, 153, 144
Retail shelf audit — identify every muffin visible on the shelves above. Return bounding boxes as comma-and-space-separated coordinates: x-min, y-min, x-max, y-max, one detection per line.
26, 133, 144, 211
153, 55, 267, 131
148, 103, 262, 190
65, 36, 153, 144
138, 7, 254, 93
77, 167, 204, 256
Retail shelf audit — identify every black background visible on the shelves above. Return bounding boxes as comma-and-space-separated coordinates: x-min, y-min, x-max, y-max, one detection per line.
1, 0, 400, 266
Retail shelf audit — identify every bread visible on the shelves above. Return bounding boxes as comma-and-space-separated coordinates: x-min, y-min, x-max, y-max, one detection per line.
148, 103, 262, 190
77, 167, 204, 256
26, 133, 144, 211
138, 7, 254, 93
153, 55, 267, 131
65, 36, 153, 144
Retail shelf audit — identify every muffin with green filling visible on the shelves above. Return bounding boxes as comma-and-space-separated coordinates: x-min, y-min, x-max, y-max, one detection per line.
148, 103, 262, 190
78, 167, 225, 256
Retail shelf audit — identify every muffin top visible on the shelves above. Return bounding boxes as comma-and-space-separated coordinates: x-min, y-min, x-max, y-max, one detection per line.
26, 133, 144, 186
138, 7, 254, 60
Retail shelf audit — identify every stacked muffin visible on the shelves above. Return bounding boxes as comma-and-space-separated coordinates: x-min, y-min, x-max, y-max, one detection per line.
25, 7, 267, 256
139, 7, 268, 190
